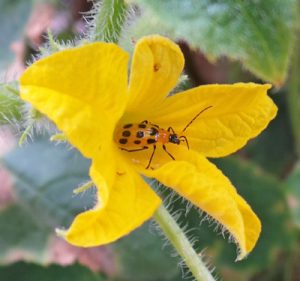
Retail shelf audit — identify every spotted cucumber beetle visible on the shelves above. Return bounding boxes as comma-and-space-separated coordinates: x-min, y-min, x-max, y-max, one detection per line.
115, 106, 212, 169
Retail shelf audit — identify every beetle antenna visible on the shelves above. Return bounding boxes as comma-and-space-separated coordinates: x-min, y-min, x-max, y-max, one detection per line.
182, 106, 212, 132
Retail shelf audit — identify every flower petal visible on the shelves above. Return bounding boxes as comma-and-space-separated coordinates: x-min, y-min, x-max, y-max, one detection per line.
126, 35, 184, 117
59, 153, 161, 247
147, 83, 277, 157
20, 43, 129, 158
143, 149, 261, 260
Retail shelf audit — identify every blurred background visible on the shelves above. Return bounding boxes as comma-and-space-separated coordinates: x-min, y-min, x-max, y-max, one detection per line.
0, 0, 300, 280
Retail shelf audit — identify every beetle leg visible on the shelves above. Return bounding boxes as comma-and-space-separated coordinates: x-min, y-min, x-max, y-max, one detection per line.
146, 145, 156, 169
162, 144, 175, 160
167, 127, 175, 134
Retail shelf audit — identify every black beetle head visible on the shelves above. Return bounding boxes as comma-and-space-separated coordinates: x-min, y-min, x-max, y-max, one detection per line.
169, 134, 180, 145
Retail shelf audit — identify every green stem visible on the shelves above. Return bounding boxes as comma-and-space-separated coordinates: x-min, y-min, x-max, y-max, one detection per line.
153, 205, 216, 281
47, 29, 61, 52
92, 0, 127, 43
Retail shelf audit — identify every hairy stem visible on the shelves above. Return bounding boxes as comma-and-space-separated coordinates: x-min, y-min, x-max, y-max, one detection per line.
92, 0, 127, 43
19, 121, 34, 147
50, 133, 67, 142
153, 205, 216, 281
73, 181, 94, 194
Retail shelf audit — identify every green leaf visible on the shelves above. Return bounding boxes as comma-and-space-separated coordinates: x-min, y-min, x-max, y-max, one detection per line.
288, 32, 300, 156
134, 0, 297, 85
286, 162, 300, 227
0, 82, 23, 125
1, 137, 93, 262
0, 262, 106, 281
0, 205, 50, 262
112, 223, 183, 281
0, 0, 32, 69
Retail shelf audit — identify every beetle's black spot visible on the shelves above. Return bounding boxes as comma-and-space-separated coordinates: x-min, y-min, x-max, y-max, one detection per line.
138, 123, 147, 129
136, 131, 144, 138
123, 124, 132, 129
134, 140, 141, 145
150, 127, 158, 136
119, 138, 128, 144
122, 130, 131, 137
147, 138, 156, 144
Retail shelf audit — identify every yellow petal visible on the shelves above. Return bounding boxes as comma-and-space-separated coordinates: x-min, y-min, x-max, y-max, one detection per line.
60, 153, 161, 247
126, 35, 184, 118
20, 43, 129, 158
147, 83, 277, 157
143, 149, 261, 260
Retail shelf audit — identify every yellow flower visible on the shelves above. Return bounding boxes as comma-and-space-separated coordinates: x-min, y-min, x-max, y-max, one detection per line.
20, 35, 277, 260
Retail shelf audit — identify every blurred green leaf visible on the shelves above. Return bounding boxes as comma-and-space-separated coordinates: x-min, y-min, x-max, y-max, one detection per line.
113, 223, 183, 281
134, 0, 296, 85
286, 162, 300, 227
1, 137, 93, 263
0, 82, 23, 125
288, 31, 300, 156
0, 205, 50, 262
0, 0, 32, 69
0, 262, 106, 281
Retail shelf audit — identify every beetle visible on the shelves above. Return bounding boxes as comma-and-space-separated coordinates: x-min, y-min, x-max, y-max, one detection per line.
114, 106, 212, 169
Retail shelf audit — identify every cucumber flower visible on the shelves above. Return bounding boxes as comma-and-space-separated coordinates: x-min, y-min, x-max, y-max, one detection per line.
20, 35, 277, 260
